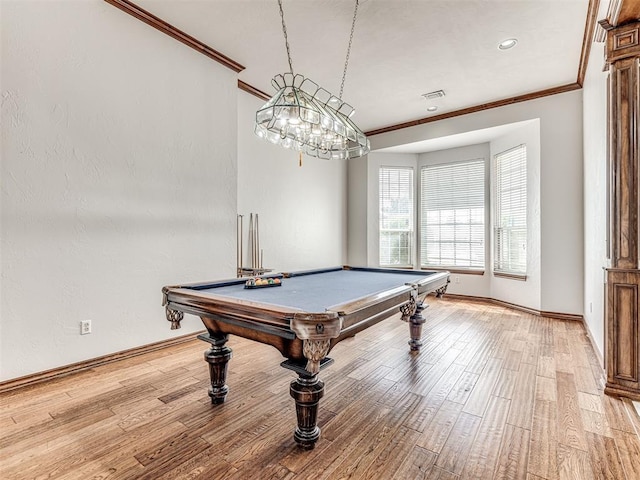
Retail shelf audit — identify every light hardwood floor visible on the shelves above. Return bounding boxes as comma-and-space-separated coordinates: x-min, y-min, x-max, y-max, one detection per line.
2, 297, 640, 479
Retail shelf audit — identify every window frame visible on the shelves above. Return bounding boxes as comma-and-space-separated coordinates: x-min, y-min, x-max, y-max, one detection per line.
378, 165, 415, 268
418, 158, 486, 272
493, 144, 528, 279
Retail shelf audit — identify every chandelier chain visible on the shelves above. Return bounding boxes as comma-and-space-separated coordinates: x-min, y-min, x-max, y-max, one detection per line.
257, 1, 369, 160
277, 0, 294, 75
339, 0, 360, 100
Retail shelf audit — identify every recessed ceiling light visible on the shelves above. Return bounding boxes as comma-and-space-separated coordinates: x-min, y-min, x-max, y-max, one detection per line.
498, 38, 518, 50
427, 106, 438, 112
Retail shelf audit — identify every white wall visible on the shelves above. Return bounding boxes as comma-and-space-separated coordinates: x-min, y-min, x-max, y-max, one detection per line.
237, 92, 346, 271
347, 155, 368, 266
582, 37, 609, 359
490, 121, 542, 311
538, 98, 584, 315
355, 90, 584, 315
1, 1, 238, 380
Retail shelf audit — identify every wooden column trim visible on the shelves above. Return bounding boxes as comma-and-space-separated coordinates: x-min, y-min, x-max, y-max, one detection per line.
608, 21, 640, 63
607, 21, 640, 269
606, 270, 640, 399
619, 0, 640, 25
605, 17, 640, 402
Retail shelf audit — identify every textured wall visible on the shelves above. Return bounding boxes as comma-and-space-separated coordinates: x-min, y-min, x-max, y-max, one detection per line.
1, 1, 238, 380
237, 92, 347, 272
490, 121, 542, 311
347, 155, 369, 267
582, 39, 609, 360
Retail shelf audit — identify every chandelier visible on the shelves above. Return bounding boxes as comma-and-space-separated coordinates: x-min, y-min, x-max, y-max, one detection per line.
255, 0, 370, 161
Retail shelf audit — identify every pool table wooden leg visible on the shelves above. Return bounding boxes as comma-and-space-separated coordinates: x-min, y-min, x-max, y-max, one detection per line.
289, 373, 324, 449
408, 300, 428, 351
199, 333, 232, 404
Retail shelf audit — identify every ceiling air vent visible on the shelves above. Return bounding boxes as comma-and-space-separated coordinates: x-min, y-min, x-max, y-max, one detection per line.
422, 90, 445, 100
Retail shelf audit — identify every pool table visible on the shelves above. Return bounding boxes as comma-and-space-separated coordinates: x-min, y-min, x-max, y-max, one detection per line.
162, 266, 449, 449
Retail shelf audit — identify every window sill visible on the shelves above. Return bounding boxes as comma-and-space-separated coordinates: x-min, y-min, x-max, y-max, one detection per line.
493, 271, 527, 281
421, 267, 485, 276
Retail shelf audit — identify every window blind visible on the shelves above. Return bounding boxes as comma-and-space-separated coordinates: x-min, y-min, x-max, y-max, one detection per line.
494, 145, 527, 275
420, 159, 485, 269
379, 167, 414, 266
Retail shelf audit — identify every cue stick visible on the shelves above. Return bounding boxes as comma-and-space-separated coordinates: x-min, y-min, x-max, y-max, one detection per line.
238, 214, 244, 276
252, 213, 256, 269
236, 215, 239, 275
254, 213, 258, 269
249, 213, 254, 269
256, 213, 262, 268
241, 214, 244, 273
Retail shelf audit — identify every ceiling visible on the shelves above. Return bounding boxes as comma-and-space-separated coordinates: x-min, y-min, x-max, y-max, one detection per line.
133, 0, 590, 136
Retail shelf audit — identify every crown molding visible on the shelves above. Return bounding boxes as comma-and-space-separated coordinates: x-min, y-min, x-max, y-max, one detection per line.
238, 80, 270, 101
578, 0, 602, 85
364, 83, 582, 137
104, 0, 244, 73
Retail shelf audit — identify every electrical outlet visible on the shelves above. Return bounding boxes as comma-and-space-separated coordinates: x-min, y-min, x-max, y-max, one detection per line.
455, 276, 460, 284
80, 320, 92, 335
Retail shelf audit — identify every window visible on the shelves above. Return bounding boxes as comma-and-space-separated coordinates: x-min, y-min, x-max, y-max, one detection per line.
420, 160, 485, 269
494, 145, 527, 276
379, 167, 414, 266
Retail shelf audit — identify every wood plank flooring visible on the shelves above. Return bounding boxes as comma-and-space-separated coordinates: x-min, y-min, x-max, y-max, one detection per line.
2, 297, 640, 479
